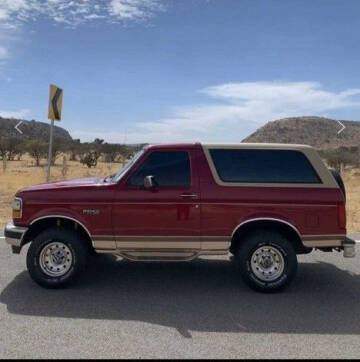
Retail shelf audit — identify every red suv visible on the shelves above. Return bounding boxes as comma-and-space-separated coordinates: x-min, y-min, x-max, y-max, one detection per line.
4, 143, 356, 292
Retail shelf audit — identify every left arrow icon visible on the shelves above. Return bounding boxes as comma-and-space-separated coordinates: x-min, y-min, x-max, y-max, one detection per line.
15, 121, 23, 134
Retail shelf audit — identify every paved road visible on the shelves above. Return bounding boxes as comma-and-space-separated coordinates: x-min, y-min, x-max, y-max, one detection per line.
0, 233, 360, 358
350, 232, 360, 241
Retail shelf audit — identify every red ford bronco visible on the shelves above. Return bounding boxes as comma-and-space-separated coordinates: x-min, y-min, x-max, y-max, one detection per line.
4, 143, 356, 292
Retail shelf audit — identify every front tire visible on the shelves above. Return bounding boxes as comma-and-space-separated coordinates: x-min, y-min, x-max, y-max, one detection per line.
235, 230, 298, 292
27, 227, 88, 289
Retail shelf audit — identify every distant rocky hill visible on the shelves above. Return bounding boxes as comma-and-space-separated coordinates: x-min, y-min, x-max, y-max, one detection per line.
242, 116, 360, 149
0, 117, 72, 142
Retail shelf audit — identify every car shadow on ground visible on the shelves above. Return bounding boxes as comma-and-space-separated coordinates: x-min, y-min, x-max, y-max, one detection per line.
1, 255, 359, 338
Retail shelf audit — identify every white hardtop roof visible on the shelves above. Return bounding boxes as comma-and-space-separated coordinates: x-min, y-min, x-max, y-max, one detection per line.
202, 143, 313, 149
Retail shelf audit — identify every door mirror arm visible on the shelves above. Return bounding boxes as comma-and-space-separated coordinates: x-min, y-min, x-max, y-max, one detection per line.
144, 175, 158, 190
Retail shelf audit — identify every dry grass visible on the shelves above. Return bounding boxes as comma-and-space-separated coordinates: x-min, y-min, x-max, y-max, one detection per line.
0, 155, 119, 226
0, 156, 359, 231
342, 168, 360, 232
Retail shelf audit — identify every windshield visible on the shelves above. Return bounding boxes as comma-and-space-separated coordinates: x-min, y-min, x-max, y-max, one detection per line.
112, 148, 145, 182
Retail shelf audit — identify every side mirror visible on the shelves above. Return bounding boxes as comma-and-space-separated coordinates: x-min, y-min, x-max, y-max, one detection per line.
144, 175, 157, 189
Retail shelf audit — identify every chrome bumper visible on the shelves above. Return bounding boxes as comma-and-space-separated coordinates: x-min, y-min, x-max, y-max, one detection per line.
302, 234, 357, 258
343, 237, 356, 258
4, 221, 28, 253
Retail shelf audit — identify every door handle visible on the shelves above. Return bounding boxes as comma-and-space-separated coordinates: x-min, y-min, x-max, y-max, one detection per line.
180, 193, 198, 199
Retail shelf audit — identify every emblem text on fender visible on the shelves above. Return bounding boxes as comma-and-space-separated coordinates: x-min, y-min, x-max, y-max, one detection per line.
83, 209, 100, 215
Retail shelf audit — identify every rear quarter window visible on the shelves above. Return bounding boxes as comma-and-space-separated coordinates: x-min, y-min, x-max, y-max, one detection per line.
209, 149, 321, 184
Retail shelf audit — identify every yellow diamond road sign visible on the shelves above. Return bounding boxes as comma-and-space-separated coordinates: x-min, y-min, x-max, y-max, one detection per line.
48, 84, 63, 121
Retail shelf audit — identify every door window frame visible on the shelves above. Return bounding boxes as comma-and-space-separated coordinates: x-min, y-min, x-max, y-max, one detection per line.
124, 149, 194, 190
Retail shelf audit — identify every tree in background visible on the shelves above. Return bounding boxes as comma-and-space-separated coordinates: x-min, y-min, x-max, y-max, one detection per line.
102, 143, 121, 163
119, 144, 136, 161
49, 138, 66, 166
27, 139, 47, 166
321, 146, 359, 173
5, 137, 20, 161
94, 138, 104, 145
0, 138, 8, 172
69, 139, 81, 161
15, 142, 26, 161
61, 155, 68, 177
0, 138, 9, 161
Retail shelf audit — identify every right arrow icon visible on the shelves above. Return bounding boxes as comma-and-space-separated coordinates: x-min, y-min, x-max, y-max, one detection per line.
336, 120, 346, 134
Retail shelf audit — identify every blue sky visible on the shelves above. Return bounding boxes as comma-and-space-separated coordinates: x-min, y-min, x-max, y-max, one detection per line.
0, 0, 360, 143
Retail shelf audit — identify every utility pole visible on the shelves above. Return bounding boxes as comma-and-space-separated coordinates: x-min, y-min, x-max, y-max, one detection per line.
47, 84, 63, 182
46, 119, 54, 182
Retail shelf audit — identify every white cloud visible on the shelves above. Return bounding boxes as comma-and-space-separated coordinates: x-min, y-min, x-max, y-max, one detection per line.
109, 0, 163, 20
0, 108, 30, 118
84, 14, 105, 20
0, 0, 164, 28
0, 46, 8, 59
71, 81, 360, 144
201, 82, 360, 114
0, 0, 164, 66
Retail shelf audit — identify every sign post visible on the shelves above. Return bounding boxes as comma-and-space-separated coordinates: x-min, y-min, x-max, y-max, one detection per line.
47, 84, 63, 182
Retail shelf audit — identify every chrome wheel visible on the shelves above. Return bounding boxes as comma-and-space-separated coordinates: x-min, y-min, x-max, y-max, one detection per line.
39, 241, 73, 277
250, 245, 284, 282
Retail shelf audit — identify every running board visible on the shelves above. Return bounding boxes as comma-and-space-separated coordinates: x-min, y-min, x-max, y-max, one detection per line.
94, 249, 229, 260
118, 251, 200, 262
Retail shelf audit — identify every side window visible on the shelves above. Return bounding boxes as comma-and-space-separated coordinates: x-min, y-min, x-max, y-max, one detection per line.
128, 151, 191, 187
209, 149, 321, 184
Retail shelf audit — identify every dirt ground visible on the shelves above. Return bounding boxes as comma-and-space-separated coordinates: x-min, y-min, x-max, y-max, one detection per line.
0, 155, 359, 231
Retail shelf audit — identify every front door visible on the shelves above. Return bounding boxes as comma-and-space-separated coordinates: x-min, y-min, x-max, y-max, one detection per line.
113, 148, 201, 251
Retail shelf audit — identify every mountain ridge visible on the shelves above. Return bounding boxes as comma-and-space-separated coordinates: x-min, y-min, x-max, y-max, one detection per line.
0, 117, 72, 141
242, 116, 360, 149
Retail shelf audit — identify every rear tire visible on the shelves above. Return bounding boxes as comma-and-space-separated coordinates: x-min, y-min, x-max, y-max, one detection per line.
235, 230, 298, 292
27, 227, 88, 289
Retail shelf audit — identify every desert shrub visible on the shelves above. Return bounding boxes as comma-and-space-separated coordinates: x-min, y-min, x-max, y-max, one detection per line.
80, 151, 100, 168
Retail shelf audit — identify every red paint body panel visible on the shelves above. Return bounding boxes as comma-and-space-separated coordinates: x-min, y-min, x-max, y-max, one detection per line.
196, 148, 345, 237
17, 178, 115, 236
14, 143, 346, 240
112, 146, 201, 238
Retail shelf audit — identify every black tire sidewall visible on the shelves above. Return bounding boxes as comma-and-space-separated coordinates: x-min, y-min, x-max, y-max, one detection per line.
238, 232, 297, 292
27, 228, 87, 288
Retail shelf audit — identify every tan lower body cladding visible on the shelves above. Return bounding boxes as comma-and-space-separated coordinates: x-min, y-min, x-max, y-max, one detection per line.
92, 235, 229, 260
302, 234, 346, 248
92, 234, 346, 260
